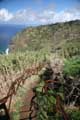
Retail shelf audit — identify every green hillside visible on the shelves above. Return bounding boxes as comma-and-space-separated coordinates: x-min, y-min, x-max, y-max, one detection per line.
10, 20, 80, 57
0, 20, 80, 120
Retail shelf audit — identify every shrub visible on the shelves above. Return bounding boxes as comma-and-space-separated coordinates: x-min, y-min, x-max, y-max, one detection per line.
69, 110, 80, 120
63, 57, 80, 77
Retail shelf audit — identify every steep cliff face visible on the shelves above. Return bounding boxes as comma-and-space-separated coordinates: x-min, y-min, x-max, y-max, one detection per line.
10, 20, 80, 56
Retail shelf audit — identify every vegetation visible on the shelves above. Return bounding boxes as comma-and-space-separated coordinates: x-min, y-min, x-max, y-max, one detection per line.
29, 57, 80, 120
0, 50, 50, 74
69, 110, 80, 120
0, 20, 80, 120
33, 84, 64, 120
10, 20, 80, 58
63, 56, 80, 77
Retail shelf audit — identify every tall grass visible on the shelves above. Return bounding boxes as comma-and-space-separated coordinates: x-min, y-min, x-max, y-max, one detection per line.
0, 50, 51, 74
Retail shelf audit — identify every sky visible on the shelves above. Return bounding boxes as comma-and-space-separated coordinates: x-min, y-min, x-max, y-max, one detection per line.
0, 0, 80, 25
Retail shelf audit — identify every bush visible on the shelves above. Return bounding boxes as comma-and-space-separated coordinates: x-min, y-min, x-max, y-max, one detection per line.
63, 57, 80, 77
69, 110, 80, 120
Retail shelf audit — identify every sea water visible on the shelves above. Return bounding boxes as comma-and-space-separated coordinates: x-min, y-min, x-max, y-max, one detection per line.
0, 24, 26, 53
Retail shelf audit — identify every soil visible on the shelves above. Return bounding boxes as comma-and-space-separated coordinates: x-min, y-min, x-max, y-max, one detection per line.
20, 81, 38, 120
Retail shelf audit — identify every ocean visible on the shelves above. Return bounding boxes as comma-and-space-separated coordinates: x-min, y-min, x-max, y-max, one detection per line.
0, 24, 26, 53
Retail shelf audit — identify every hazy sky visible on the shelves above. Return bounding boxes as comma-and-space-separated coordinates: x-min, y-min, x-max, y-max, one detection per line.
0, 0, 80, 25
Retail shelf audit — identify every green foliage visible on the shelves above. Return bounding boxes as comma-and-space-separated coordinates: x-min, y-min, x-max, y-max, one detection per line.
1, 19, 80, 119
10, 20, 80, 57
34, 82, 64, 120
0, 50, 50, 74
63, 57, 80, 77
35, 90, 56, 120
69, 110, 80, 120
61, 39, 80, 58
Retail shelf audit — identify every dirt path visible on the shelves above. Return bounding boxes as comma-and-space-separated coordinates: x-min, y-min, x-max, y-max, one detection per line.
20, 80, 38, 120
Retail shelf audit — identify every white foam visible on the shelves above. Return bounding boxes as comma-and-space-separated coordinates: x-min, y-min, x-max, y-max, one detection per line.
5, 48, 9, 55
